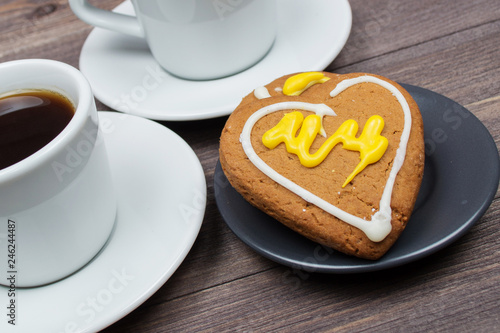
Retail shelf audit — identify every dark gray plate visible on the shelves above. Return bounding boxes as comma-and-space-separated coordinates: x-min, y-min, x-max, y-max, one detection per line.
214, 84, 499, 273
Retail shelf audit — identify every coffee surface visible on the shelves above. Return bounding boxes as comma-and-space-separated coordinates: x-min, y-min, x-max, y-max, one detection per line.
0, 90, 74, 170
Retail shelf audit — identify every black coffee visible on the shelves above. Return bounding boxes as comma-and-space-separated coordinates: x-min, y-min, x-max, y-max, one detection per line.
0, 90, 75, 170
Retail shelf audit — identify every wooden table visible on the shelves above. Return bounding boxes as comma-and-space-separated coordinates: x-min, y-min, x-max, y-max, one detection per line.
1, 0, 499, 331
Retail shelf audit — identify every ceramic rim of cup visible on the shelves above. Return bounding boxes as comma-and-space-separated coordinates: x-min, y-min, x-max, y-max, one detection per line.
0, 59, 94, 182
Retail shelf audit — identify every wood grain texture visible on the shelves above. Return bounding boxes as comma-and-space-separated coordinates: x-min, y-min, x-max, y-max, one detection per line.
0, 0, 498, 332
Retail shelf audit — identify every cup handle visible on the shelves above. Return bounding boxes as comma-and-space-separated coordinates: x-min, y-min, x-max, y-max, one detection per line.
69, 0, 144, 38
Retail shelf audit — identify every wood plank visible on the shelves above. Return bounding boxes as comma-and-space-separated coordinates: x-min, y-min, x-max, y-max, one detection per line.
0, 0, 122, 58
331, 0, 500, 68
1, 0, 499, 69
0, 0, 122, 65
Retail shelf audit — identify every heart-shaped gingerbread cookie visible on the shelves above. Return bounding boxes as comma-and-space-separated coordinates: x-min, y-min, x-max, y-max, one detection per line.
219, 72, 424, 259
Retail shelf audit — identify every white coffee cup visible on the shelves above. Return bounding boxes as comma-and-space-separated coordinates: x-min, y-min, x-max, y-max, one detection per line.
0, 59, 116, 287
69, 0, 277, 80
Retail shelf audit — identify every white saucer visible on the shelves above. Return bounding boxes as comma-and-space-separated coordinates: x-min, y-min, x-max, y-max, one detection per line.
79, 0, 352, 121
0, 112, 206, 332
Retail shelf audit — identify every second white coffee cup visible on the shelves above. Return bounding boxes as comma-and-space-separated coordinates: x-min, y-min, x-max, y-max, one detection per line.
70, 0, 277, 80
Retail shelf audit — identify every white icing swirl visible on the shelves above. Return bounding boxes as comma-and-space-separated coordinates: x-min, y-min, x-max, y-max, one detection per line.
240, 76, 412, 242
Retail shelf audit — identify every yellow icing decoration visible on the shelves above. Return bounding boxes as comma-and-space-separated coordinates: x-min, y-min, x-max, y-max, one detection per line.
262, 112, 389, 187
283, 72, 330, 96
